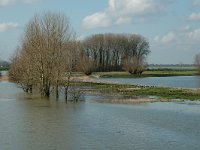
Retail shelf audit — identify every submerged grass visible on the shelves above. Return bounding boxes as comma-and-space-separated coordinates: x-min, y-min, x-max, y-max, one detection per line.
73, 81, 200, 101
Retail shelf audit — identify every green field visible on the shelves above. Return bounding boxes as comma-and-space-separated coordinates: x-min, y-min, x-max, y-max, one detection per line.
0, 67, 9, 71
73, 81, 200, 101
94, 70, 198, 78
72, 66, 200, 102
148, 65, 196, 70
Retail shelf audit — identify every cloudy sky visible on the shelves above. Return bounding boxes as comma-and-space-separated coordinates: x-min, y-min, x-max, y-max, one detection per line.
0, 0, 200, 64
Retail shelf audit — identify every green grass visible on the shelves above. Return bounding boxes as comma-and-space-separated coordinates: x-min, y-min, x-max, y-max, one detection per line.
149, 65, 196, 70
0, 67, 9, 71
93, 70, 198, 78
73, 81, 200, 101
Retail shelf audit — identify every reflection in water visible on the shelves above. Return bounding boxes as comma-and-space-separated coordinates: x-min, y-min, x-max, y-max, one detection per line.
0, 71, 8, 76
0, 81, 200, 150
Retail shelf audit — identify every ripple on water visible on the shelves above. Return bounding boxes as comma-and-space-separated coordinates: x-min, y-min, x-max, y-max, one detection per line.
0, 81, 200, 150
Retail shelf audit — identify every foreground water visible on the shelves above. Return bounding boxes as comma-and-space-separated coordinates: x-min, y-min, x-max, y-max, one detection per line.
98, 76, 200, 89
0, 81, 200, 150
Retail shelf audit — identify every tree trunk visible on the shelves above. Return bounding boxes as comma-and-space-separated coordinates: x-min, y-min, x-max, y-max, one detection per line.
65, 72, 71, 103
65, 86, 69, 103
56, 84, 59, 100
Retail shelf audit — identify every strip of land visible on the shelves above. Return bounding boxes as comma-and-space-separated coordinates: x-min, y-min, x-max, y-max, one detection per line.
71, 74, 200, 103
93, 70, 198, 78
0, 75, 9, 81
1, 71, 200, 103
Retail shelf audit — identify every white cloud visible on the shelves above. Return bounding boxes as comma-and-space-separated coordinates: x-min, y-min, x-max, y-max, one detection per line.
187, 12, 200, 21
154, 27, 200, 46
115, 17, 132, 25
82, 0, 173, 29
0, 22, 18, 32
22, 0, 40, 4
193, 0, 200, 5
83, 12, 111, 28
0, 0, 40, 6
0, 0, 14, 6
182, 25, 191, 31
109, 0, 154, 16
154, 32, 175, 44
187, 28, 200, 40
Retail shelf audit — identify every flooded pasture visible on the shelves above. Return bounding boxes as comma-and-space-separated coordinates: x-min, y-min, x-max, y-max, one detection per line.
98, 76, 200, 89
0, 79, 200, 150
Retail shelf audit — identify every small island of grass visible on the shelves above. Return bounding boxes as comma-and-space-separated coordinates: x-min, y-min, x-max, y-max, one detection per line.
71, 71, 200, 104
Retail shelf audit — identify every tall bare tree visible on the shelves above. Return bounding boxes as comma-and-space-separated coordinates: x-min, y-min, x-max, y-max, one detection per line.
122, 34, 150, 74
9, 12, 75, 98
76, 42, 96, 75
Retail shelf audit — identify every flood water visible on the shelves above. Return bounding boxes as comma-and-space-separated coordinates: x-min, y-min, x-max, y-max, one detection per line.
0, 80, 200, 149
98, 76, 200, 89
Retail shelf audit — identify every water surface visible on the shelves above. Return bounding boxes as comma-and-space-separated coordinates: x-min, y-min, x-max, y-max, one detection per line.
98, 76, 200, 88
0, 81, 200, 150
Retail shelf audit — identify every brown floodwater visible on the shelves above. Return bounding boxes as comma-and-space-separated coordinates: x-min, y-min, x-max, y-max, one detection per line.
0, 79, 200, 150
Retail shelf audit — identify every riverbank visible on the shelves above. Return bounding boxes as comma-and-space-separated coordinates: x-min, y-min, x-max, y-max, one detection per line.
0, 75, 9, 81
0, 70, 9, 81
71, 75, 200, 103
93, 70, 198, 78
1, 72, 199, 103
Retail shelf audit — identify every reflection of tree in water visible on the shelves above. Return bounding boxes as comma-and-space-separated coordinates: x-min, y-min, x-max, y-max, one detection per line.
197, 73, 200, 90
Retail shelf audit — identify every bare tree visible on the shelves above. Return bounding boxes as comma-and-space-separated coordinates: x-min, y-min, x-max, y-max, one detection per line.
122, 56, 148, 75
9, 47, 34, 93
76, 42, 96, 75
78, 33, 150, 74
9, 12, 75, 98
63, 41, 78, 102
122, 34, 150, 74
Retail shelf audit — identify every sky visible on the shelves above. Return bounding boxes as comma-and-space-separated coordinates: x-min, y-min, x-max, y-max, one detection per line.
0, 0, 200, 64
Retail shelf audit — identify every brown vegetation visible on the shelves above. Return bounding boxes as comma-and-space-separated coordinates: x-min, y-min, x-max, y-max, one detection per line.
78, 33, 150, 75
9, 12, 76, 99
8, 12, 151, 101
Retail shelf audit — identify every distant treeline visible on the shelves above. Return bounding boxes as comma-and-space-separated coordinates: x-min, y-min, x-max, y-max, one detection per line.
0, 61, 10, 71
77, 33, 150, 75
148, 64, 197, 71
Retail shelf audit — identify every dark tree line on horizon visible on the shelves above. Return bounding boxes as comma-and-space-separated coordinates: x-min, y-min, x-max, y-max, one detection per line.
8, 12, 151, 99
77, 33, 150, 75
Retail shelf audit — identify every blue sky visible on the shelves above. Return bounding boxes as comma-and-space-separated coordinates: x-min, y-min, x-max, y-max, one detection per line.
0, 0, 200, 64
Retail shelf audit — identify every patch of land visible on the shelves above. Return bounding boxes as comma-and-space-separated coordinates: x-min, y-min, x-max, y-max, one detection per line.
93, 70, 198, 78
71, 74, 200, 103
1, 71, 199, 104
0, 75, 9, 81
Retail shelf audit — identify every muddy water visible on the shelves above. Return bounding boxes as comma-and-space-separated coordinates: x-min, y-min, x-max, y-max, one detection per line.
0, 81, 200, 150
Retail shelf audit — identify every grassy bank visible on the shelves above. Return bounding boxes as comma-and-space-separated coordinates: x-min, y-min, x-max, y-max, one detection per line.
94, 70, 198, 78
73, 81, 200, 101
0, 67, 9, 71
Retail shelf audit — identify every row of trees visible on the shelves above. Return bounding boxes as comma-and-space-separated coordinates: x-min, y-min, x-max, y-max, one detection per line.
9, 12, 151, 99
78, 33, 150, 75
